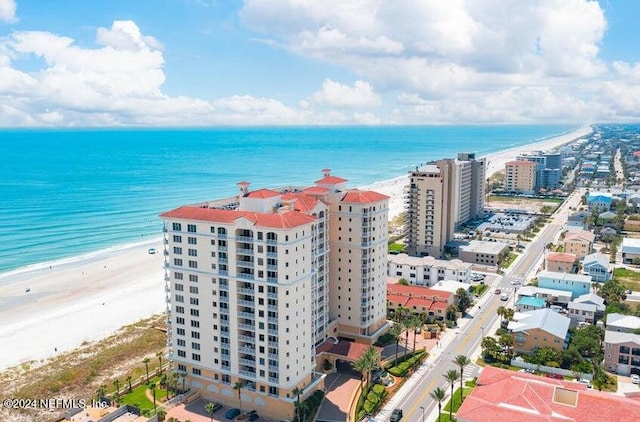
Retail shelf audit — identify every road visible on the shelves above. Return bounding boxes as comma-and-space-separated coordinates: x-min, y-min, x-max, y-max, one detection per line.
381, 190, 584, 422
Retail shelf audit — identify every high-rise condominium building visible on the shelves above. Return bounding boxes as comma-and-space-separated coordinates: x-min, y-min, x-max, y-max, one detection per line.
516, 151, 562, 190
505, 160, 537, 194
159, 170, 388, 421
405, 153, 486, 257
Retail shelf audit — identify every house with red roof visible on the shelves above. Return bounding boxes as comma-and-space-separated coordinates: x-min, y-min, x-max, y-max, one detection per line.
456, 366, 640, 422
545, 252, 577, 273
386, 282, 453, 320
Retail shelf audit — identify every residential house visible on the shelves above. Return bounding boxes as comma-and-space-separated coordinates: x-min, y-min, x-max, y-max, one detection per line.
562, 230, 595, 260
386, 283, 453, 321
508, 308, 571, 354
598, 210, 617, 223
621, 237, 640, 264
599, 226, 617, 237
515, 296, 546, 312
566, 210, 590, 230
458, 240, 509, 266
604, 331, 640, 376
537, 270, 592, 299
516, 285, 572, 307
386, 253, 472, 286
606, 313, 640, 333
545, 252, 576, 273
573, 293, 605, 316
456, 366, 640, 422
587, 192, 612, 211
567, 302, 598, 326
582, 252, 611, 282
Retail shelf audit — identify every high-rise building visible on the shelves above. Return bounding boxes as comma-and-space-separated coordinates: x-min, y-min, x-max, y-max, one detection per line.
505, 160, 537, 194
159, 170, 388, 421
405, 153, 486, 257
516, 151, 562, 190
455, 152, 486, 227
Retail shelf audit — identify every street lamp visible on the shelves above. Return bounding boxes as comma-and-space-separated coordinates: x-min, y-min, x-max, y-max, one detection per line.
420, 406, 425, 422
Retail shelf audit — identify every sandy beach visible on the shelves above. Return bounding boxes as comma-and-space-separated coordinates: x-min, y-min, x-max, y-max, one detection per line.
0, 125, 593, 371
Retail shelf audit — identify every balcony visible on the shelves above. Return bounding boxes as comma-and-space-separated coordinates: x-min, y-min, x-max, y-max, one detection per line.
239, 369, 257, 379
218, 246, 228, 252
238, 323, 255, 331
237, 299, 255, 307
237, 287, 255, 295
237, 273, 254, 280
239, 357, 256, 366
238, 311, 255, 319
267, 328, 279, 335
237, 248, 254, 256
238, 334, 255, 342
235, 235, 254, 242
267, 277, 279, 284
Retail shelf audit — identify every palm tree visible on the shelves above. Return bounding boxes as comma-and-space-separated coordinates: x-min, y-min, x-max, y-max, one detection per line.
481, 336, 497, 361
291, 386, 302, 421
497, 306, 506, 324
408, 315, 422, 353
205, 402, 217, 422
429, 387, 446, 422
157, 351, 164, 374
156, 407, 166, 422
352, 355, 369, 392
454, 355, 471, 403
364, 346, 381, 386
443, 369, 460, 418
143, 357, 151, 383
233, 381, 244, 413
96, 385, 106, 402
126, 375, 133, 393
112, 379, 120, 404
148, 382, 157, 411
389, 322, 404, 366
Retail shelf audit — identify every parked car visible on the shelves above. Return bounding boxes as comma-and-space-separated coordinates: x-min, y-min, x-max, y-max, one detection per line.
495, 288, 502, 295
631, 374, 640, 384
225, 408, 241, 420
147, 247, 157, 254
500, 293, 508, 301
390, 408, 404, 422
545, 373, 563, 380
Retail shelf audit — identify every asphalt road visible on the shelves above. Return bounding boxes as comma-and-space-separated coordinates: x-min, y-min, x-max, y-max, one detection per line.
384, 190, 585, 422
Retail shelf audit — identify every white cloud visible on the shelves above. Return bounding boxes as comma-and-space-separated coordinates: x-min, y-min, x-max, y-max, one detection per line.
309, 79, 381, 108
0, 0, 17, 23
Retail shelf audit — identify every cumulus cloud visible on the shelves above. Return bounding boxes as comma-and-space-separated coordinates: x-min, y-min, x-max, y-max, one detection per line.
0, 0, 17, 23
309, 79, 381, 108
239, 0, 640, 123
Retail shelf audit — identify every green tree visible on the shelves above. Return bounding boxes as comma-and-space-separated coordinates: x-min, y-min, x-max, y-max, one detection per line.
497, 306, 507, 324
126, 375, 133, 393
454, 355, 471, 403
499, 333, 514, 360
148, 382, 157, 411
455, 288, 471, 314
156, 408, 166, 422
443, 369, 460, 418
233, 381, 244, 413
143, 357, 151, 383
112, 379, 120, 404
481, 336, 499, 361
291, 386, 302, 421
446, 304, 458, 322
389, 321, 404, 366
352, 356, 368, 392
157, 351, 164, 374
397, 278, 409, 286
430, 387, 446, 422
96, 385, 106, 402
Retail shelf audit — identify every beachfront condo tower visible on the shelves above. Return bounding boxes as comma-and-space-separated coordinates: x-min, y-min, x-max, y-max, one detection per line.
160, 170, 388, 421
405, 152, 485, 257
505, 160, 538, 194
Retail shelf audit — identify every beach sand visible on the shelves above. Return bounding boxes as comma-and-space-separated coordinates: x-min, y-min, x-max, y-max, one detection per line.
0, 125, 593, 371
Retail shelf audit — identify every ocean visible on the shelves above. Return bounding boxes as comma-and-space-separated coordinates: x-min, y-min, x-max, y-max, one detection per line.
0, 125, 577, 274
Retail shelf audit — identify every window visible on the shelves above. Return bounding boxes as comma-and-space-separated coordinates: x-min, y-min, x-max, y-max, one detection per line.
188, 260, 198, 268
175, 295, 184, 303
173, 223, 182, 231
175, 306, 184, 314
190, 309, 199, 317
175, 272, 183, 280
191, 320, 200, 328
174, 258, 183, 266
192, 342, 201, 350
173, 235, 182, 243
175, 283, 184, 291
177, 339, 185, 346
173, 247, 182, 254
189, 286, 199, 294
187, 224, 197, 233
177, 350, 186, 357
190, 297, 199, 305
188, 237, 197, 245
188, 249, 197, 257
189, 274, 198, 282
176, 317, 185, 325
191, 331, 200, 339
192, 368, 201, 375
176, 328, 185, 336
192, 353, 201, 361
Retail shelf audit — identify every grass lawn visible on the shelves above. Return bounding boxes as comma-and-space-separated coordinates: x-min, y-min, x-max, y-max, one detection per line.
470, 284, 489, 296
388, 242, 404, 253
120, 377, 168, 412
614, 267, 640, 291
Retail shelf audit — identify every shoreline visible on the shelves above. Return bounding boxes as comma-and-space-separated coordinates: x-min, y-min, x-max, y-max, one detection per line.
0, 125, 593, 371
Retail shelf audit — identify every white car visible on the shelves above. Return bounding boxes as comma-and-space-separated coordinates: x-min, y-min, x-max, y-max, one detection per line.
631, 374, 640, 384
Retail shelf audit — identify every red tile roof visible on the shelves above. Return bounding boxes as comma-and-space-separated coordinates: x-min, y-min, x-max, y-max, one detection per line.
387, 283, 452, 301
546, 252, 577, 263
315, 339, 382, 360
280, 192, 321, 213
456, 366, 640, 422
245, 188, 281, 199
160, 206, 316, 229
315, 175, 348, 185
405, 297, 434, 309
302, 186, 330, 194
341, 189, 389, 204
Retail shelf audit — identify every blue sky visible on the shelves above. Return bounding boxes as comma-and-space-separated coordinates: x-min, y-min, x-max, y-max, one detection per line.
0, 0, 639, 126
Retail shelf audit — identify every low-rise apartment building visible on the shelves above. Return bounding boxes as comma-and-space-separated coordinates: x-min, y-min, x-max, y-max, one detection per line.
562, 230, 595, 260
537, 270, 592, 299
508, 308, 571, 354
387, 253, 472, 286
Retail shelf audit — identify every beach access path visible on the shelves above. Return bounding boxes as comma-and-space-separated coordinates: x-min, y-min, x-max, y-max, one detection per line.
0, 126, 593, 371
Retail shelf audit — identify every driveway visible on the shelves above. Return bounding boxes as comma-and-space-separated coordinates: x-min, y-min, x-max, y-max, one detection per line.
316, 370, 360, 422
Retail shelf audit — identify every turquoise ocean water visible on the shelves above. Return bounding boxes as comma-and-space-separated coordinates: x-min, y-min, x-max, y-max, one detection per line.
0, 125, 577, 273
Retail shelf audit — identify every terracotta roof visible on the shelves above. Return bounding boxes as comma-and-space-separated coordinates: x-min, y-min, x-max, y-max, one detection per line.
302, 186, 330, 194
387, 293, 409, 306
315, 339, 382, 361
456, 366, 640, 422
160, 206, 316, 229
341, 189, 389, 204
280, 192, 321, 213
430, 301, 449, 310
546, 252, 577, 263
387, 283, 452, 301
405, 297, 434, 309
245, 188, 281, 199
315, 175, 348, 185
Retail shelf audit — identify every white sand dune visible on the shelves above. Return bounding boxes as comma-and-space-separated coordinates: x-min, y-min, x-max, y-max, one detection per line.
0, 126, 593, 371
